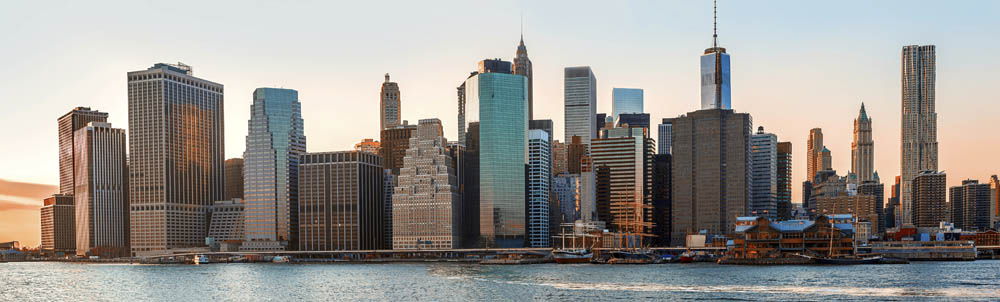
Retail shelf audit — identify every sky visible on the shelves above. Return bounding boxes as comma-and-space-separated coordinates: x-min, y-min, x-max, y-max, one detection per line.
2, 0, 999, 247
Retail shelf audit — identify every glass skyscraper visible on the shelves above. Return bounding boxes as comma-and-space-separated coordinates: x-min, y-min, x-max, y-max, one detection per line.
464, 61, 528, 248
243, 88, 305, 250
563, 67, 597, 146
611, 88, 643, 123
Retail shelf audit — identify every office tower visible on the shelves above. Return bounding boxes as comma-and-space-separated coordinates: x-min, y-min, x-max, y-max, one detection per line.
651, 154, 671, 246
750, 127, 778, 219
463, 59, 528, 248
911, 170, 945, 228
564, 66, 597, 146
612, 88, 644, 122
802, 181, 813, 212
596, 113, 608, 132
207, 199, 245, 242
552, 140, 567, 176
553, 175, 581, 223
591, 127, 654, 233
852, 103, 875, 182
527, 129, 551, 247
380, 73, 401, 130
858, 180, 885, 235
298, 151, 384, 251
382, 170, 395, 248
900, 45, 938, 226
225, 158, 244, 200
242, 88, 305, 251
529, 120, 557, 241
514, 36, 534, 120
658, 118, 673, 155
700, 2, 731, 110
820, 147, 832, 172
949, 180, 991, 231
74, 122, 129, 257
616, 113, 650, 130
40, 194, 75, 255
814, 195, 878, 235
594, 165, 612, 224
579, 155, 598, 222
127, 63, 224, 255
380, 121, 417, 174
992, 175, 1000, 229
462, 122, 481, 244
354, 138, 381, 154
566, 136, 586, 174
456, 72, 477, 144
671, 109, 751, 245
776, 142, 793, 221
806, 128, 824, 182
887, 176, 901, 229
392, 119, 463, 249
58, 107, 108, 195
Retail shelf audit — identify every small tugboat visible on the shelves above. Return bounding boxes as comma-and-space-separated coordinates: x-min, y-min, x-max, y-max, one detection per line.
193, 254, 210, 265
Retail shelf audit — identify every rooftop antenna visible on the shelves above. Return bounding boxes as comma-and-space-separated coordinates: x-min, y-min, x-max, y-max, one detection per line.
712, 0, 718, 50
520, 11, 524, 42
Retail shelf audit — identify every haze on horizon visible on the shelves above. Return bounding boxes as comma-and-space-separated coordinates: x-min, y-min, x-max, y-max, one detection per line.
2, 0, 999, 247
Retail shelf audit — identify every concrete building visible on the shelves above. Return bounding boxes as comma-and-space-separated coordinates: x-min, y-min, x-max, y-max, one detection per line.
514, 36, 534, 120
74, 122, 129, 257
591, 127, 654, 235
527, 129, 552, 247
242, 88, 305, 251
564, 66, 597, 146
380, 73, 401, 130
58, 107, 108, 195
814, 195, 878, 237
529, 120, 557, 244
776, 142, 793, 221
298, 151, 385, 251
566, 136, 586, 174
750, 127, 778, 219
380, 121, 417, 174
552, 140, 567, 176
354, 138, 381, 154
808, 170, 847, 215
900, 45, 938, 226
949, 180, 991, 231
806, 128, 824, 182
127, 63, 225, 255
912, 170, 946, 228
887, 176, 901, 229
553, 174, 581, 224
207, 199, 245, 242
852, 103, 875, 182
225, 158, 244, 200
612, 88, 643, 123
658, 118, 673, 155
858, 180, 886, 235
392, 119, 463, 249
671, 109, 751, 245
40, 194, 75, 255
651, 154, 671, 246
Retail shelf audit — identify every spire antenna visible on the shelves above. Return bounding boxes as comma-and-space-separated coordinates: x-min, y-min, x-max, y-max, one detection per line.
713, 0, 718, 49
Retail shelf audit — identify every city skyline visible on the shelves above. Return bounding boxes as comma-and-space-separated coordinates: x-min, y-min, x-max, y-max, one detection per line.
3, 1, 1000, 247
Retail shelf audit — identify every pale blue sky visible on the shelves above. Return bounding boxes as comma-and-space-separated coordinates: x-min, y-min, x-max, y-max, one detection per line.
2, 0, 999, 205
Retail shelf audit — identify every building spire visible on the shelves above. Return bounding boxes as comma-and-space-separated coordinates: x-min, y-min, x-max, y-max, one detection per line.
713, 0, 718, 50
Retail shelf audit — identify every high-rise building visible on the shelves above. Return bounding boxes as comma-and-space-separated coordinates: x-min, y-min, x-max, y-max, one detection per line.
564, 66, 597, 146
382, 169, 395, 248
74, 122, 129, 257
858, 180, 885, 235
298, 151, 384, 251
354, 138, 381, 154
651, 154, 671, 246
127, 63, 224, 255
949, 180, 991, 231
612, 88, 644, 122
776, 142, 793, 221
527, 129, 552, 247
591, 127, 654, 235
553, 175, 581, 224
566, 136, 586, 174
806, 128, 824, 182
380, 73, 401, 131
242, 88, 305, 251
552, 140, 567, 176
380, 121, 417, 174
900, 45, 938, 226
615, 113, 650, 130
463, 59, 528, 248
392, 119, 463, 249
820, 147, 832, 173
597, 113, 608, 131
887, 176, 901, 229
700, 2, 731, 110
225, 158, 244, 200
40, 194, 75, 255
529, 120, 557, 243
58, 107, 108, 195
671, 109, 751, 244
514, 36, 534, 120
852, 103, 875, 182
461, 123, 481, 245
456, 72, 478, 144
912, 170, 945, 228
750, 127, 778, 219
207, 199, 245, 243
658, 118, 673, 155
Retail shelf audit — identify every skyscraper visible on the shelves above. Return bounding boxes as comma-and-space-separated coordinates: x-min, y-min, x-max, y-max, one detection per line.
612, 88, 644, 122
127, 63, 224, 256
514, 36, 533, 120
806, 128, 824, 182
298, 151, 384, 251
700, 1, 731, 110
552, 140, 567, 176
591, 127, 655, 235
392, 119, 463, 249
852, 103, 875, 182
900, 45, 938, 226
658, 118, 673, 155
553, 175, 581, 224
380, 121, 417, 174
564, 66, 597, 146
615, 113, 650, 130
464, 59, 528, 248
858, 180, 885, 235
912, 170, 945, 228
887, 176, 901, 229
74, 122, 129, 257
949, 180, 991, 231
671, 109, 751, 245
750, 127, 777, 219
57, 107, 108, 195
40, 194, 75, 255
242, 88, 305, 251
225, 158, 244, 200
527, 129, 551, 248
651, 154, 672, 246
776, 142, 793, 221
380, 73, 401, 131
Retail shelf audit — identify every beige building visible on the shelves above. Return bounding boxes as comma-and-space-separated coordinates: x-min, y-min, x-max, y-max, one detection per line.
912, 170, 946, 228
806, 128, 824, 182
851, 104, 875, 182
900, 45, 938, 226
58, 107, 108, 195
380, 74, 401, 130
392, 119, 462, 249
40, 194, 75, 255
74, 122, 129, 257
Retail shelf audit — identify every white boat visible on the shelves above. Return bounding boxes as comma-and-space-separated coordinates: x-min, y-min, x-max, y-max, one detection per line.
272, 255, 291, 263
193, 255, 210, 265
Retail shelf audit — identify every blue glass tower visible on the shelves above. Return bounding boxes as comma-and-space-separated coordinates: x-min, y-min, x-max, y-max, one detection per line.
611, 88, 643, 122
243, 88, 305, 250
700, 1, 732, 110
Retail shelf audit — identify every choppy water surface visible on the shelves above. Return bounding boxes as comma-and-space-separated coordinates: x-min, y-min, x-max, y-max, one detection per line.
2, 261, 999, 301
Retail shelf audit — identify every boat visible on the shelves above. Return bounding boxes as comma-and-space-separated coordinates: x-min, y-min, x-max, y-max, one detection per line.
679, 252, 695, 263
813, 255, 882, 265
272, 255, 291, 263
193, 255, 210, 265
605, 250, 655, 264
552, 249, 593, 264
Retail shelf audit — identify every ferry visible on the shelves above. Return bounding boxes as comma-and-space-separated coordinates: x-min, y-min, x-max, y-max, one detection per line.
193, 255, 210, 265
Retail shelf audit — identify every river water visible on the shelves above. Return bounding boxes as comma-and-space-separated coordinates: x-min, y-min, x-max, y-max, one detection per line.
2, 261, 999, 301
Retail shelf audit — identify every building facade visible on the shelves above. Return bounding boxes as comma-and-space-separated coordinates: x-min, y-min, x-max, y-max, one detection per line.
658, 118, 673, 155
380, 73, 401, 130
564, 66, 597, 146
553, 174, 581, 224
806, 128, 824, 182
127, 63, 225, 255
591, 127, 654, 235
40, 194, 75, 255
700, 36, 731, 110
858, 180, 886, 235
381, 121, 417, 175
912, 170, 946, 228
949, 180, 991, 231
852, 103, 875, 182
207, 199, 245, 242
225, 158, 244, 200
750, 127, 778, 219
298, 151, 385, 251
527, 129, 552, 247
813, 195, 878, 237
58, 107, 108, 195
900, 45, 938, 226
615, 113, 650, 130
651, 154, 671, 246
354, 138, 381, 154
74, 122, 129, 257
776, 142, 793, 221
514, 37, 534, 120
611, 88, 643, 123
